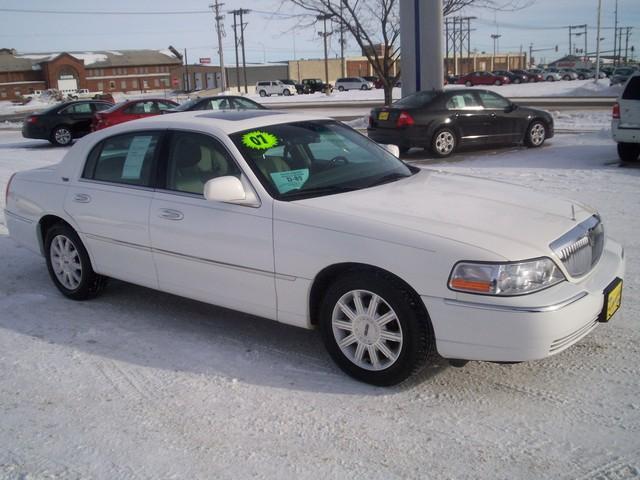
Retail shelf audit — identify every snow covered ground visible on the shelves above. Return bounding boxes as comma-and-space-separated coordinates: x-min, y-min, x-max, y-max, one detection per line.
0, 129, 638, 479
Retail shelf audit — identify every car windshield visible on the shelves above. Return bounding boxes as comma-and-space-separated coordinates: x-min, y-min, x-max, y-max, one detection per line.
230, 120, 414, 200
615, 68, 633, 75
174, 98, 201, 111
394, 90, 440, 107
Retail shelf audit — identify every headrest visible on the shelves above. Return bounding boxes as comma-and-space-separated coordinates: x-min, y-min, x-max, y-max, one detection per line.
176, 141, 201, 168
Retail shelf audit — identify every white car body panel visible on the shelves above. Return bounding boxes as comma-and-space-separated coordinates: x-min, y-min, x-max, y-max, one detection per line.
5, 111, 625, 363
612, 73, 640, 143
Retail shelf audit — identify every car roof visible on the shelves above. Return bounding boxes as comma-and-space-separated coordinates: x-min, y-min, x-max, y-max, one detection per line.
91, 110, 332, 136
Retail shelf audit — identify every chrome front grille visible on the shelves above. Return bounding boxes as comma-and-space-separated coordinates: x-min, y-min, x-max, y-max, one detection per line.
550, 215, 604, 278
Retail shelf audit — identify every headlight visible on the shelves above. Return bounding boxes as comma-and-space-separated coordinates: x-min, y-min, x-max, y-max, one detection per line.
448, 257, 565, 296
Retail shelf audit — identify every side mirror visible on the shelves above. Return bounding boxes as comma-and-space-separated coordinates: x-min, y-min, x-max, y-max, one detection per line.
204, 176, 246, 203
506, 103, 518, 112
382, 144, 400, 157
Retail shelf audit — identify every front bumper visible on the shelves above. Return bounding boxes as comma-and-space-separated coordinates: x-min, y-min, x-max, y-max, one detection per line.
423, 239, 625, 362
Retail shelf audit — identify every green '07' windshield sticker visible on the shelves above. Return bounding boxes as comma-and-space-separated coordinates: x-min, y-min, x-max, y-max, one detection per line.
242, 130, 278, 150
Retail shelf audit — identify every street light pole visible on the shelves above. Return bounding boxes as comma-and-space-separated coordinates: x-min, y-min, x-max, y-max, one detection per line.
595, 0, 602, 81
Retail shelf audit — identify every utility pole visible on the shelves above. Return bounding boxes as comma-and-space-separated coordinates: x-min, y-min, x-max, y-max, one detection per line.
317, 13, 332, 85
613, 0, 618, 65
339, 2, 345, 78
210, 1, 226, 92
618, 28, 623, 64
491, 34, 501, 69
183, 48, 189, 91
624, 27, 631, 63
595, 0, 602, 81
453, 18, 457, 74
238, 9, 250, 93
445, 19, 449, 73
569, 25, 573, 55
231, 11, 241, 93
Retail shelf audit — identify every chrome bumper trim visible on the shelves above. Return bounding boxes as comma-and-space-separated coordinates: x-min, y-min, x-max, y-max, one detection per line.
443, 292, 588, 313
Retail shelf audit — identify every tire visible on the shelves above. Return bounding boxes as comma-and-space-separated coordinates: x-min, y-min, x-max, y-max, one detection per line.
546, 76, 555, 82
259, 90, 267, 97
494, 80, 502, 86
431, 127, 457, 157
51, 125, 73, 146
361, 84, 368, 90
578, 75, 585, 80
563, 75, 571, 81
525, 120, 547, 148
514, 78, 521, 84
617, 143, 640, 162
319, 270, 433, 386
44, 223, 107, 300
283, 89, 291, 96
338, 86, 345, 92
465, 81, 472, 87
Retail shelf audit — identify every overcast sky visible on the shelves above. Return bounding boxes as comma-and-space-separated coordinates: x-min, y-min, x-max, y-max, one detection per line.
0, 0, 638, 66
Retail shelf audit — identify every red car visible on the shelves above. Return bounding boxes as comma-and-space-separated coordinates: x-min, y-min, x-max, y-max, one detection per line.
458, 71, 511, 86
92, 98, 178, 131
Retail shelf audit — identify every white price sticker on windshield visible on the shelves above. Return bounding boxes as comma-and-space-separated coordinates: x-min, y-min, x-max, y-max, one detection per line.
270, 168, 309, 194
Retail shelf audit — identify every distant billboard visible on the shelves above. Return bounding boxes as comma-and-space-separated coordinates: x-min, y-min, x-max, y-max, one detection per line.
199, 58, 211, 64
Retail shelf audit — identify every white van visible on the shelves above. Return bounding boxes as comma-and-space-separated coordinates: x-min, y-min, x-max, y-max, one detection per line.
335, 77, 374, 91
255, 81, 296, 97
612, 72, 640, 162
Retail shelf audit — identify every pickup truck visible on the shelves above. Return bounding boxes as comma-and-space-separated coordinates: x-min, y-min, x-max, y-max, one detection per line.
68, 89, 104, 100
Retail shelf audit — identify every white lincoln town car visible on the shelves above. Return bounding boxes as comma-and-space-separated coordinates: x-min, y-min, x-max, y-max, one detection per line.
5, 111, 624, 385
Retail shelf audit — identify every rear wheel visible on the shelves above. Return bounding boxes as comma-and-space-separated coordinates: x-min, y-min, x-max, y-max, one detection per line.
525, 121, 547, 148
617, 143, 640, 162
51, 125, 72, 146
431, 128, 456, 157
320, 271, 433, 386
44, 224, 107, 300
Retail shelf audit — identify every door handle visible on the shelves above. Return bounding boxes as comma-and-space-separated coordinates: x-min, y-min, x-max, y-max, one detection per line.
73, 193, 91, 203
158, 208, 184, 221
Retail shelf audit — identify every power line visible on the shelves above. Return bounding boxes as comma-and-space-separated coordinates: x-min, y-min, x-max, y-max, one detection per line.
0, 7, 305, 18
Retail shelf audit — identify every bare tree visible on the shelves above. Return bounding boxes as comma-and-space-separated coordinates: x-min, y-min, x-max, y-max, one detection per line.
288, 0, 533, 105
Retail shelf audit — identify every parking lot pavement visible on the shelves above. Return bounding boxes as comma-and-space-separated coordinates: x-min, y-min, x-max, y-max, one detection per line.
0, 129, 639, 479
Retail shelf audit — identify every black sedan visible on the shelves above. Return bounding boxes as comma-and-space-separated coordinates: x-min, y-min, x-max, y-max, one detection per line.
164, 95, 267, 113
493, 70, 528, 84
22, 100, 114, 146
368, 89, 554, 157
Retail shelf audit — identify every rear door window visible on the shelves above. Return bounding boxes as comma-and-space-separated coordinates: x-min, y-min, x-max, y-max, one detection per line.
622, 77, 640, 100
61, 103, 93, 115
83, 132, 161, 187
446, 93, 482, 110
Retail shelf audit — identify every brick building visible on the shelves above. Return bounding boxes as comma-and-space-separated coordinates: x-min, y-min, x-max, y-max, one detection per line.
0, 48, 182, 100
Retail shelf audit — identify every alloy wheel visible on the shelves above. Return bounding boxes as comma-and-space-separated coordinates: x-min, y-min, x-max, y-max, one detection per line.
50, 234, 82, 290
435, 130, 455, 155
331, 289, 403, 371
530, 123, 546, 146
54, 127, 72, 145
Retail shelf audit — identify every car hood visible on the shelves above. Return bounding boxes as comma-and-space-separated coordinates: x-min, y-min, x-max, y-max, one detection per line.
290, 169, 596, 260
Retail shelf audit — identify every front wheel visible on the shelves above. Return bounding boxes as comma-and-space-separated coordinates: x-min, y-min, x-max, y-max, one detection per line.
259, 90, 267, 97
338, 86, 345, 91
45, 224, 107, 300
617, 143, 640, 162
283, 89, 291, 96
514, 78, 521, 84
494, 80, 502, 86
525, 121, 547, 148
361, 85, 368, 90
465, 81, 472, 87
431, 128, 457, 157
546, 76, 555, 82
320, 271, 433, 386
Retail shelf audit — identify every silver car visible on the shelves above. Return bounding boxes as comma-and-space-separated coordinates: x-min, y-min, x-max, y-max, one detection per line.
335, 77, 374, 91
541, 70, 563, 82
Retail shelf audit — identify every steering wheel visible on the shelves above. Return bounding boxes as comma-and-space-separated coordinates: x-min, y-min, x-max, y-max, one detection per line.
328, 155, 349, 167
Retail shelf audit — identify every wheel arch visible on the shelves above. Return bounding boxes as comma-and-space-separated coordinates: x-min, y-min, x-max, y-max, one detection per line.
308, 262, 430, 328
37, 215, 75, 255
